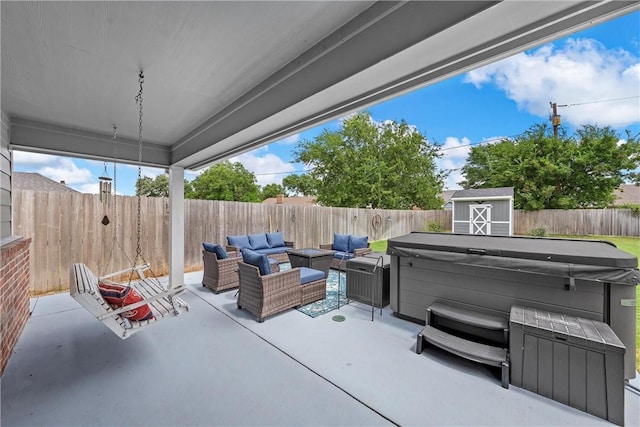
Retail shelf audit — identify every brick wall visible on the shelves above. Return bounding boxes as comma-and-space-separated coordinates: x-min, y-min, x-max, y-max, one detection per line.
1, 237, 31, 375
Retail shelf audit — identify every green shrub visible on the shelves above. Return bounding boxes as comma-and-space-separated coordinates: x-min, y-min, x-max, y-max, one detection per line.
529, 227, 547, 237
617, 204, 640, 217
425, 221, 444, 232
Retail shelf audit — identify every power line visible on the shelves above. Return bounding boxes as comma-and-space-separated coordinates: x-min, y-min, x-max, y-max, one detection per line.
557, 96, 639, 108
192, 111, 638, 178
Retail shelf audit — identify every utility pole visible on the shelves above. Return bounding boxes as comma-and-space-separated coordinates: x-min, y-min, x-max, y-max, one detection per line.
549, 102, 561, 138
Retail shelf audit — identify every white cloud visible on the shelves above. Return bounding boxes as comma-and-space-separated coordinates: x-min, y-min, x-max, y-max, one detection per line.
14, 151, 96, 192
440, 136, 472, 160
465, 38, 640, 127
436, 135, 507, 190
38, 159, 93, 185
442, 169, 464, 191
12, 151, 58, 166
74, 183, 101, 194
123, 164, 165, 179
436, 137, 472, 190
230, 152, 295, 187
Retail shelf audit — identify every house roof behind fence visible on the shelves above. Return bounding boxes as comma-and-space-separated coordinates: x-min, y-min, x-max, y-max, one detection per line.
13, 172, 79, 193
613, 184, 639, 206
262, 196, 316, 206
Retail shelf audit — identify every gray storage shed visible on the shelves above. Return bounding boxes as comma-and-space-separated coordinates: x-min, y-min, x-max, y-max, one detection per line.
451, 187, 513, 236
387, 232, 639, 379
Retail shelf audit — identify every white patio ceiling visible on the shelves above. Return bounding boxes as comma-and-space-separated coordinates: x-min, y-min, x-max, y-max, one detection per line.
2, 1, 638, 171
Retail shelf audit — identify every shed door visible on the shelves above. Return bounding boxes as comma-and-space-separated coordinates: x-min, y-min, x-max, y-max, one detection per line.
470, 205, 491, 235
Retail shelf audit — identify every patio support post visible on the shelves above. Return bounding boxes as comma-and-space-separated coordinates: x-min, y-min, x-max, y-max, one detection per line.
168, 166, 184, 289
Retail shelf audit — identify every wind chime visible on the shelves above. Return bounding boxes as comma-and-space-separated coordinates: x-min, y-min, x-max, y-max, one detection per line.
99, 126, 117, 226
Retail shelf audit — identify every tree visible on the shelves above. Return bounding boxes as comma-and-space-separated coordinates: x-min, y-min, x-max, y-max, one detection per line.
135, 174, 169, 197
460, 123, 640, 210
291, 112, 445, 209
135, 174, 195, 198
260, 183, 287, 200
282, 174, 318, 196
188, 161, 261, 202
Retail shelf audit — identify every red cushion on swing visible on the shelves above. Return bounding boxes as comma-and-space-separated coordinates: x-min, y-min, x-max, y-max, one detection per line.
98, 282, 154, 321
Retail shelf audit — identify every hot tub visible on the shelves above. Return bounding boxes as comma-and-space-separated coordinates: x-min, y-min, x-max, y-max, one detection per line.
387, 232, 639, 379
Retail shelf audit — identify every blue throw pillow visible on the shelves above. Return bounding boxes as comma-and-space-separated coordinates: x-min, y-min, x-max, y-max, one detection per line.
242, 249, 272, 276
266, 232, 285, 248
203, 242, 217, 253
227, 235, 252, 251
202, 242, 228, 259
333, 233, 350, 252
248, 233, 270, 250
348, 235, 369, 253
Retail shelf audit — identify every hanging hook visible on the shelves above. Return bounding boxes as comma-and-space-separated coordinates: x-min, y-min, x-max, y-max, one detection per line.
135, 71, 144, 103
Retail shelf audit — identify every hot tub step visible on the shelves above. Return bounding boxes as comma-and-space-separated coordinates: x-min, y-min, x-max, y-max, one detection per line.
429, 302, 508, 331
417, 325, 509, 388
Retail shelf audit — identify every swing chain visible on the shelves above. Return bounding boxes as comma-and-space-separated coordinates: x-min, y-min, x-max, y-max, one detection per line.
134, 71, 144, 266
135, 72, 144, 165
111, 125, 118, 248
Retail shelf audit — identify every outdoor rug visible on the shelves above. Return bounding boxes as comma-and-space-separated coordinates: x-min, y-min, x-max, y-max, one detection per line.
280, 263, 348, 318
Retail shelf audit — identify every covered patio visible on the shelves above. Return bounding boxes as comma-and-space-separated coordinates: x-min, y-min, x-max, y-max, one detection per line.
4, 270, 639, 426
2, 2, 639, 425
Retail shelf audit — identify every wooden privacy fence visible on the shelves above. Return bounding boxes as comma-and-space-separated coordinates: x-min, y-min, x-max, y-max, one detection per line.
12, 189, 638, 296
513, 209, 639, 236
13, 191, 449, 295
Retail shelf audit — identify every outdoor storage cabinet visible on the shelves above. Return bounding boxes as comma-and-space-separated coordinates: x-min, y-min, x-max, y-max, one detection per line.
387, 232, 639, 379
510, 305, 625, 426
346, 254, 390, 308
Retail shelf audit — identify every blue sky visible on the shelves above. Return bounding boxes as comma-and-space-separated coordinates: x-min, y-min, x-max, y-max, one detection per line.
14, 11, 640, 195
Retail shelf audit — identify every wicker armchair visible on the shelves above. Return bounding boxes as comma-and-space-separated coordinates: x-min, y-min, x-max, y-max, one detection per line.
237, 262, 301, 322
319, 243, 371, 271
202, 249, 242, 293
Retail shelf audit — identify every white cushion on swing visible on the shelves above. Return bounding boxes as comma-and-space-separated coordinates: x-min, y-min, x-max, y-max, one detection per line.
69, 263, 185, 339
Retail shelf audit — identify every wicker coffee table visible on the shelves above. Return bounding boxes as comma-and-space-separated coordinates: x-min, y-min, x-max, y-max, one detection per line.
286, 248, 335, 277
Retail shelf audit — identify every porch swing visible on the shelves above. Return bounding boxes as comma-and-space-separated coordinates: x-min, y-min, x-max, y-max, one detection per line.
70, 72, 189, 339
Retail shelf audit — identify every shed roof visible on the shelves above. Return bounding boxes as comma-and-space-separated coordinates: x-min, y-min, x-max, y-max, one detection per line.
13, 172, 79, 193
451, 187, 513, 200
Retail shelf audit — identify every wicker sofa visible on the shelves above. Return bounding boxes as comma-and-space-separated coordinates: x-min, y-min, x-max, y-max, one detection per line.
320, 233, 371, 270
226, 232, 294, 264
237, 249, 326, 322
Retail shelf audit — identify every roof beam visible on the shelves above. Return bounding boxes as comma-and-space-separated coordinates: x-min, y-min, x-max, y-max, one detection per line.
10, 118, 170, 167
171, 1, 497, 167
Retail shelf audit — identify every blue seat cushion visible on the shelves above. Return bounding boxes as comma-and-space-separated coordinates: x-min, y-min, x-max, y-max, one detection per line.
248, 233, 270, 250
255, 247, 292, 256
266, 232, 285, 248
348, 235, 369, 253
202, 242, 228, 259
227, 235, 252, 251
333, 251, 354, 260
242, 249, 272, 276
299, 267, 325, 285
332, 233, 350, 252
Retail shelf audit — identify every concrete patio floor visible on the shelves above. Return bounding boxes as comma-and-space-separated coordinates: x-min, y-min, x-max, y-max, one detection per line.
2, 269, 639, 426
